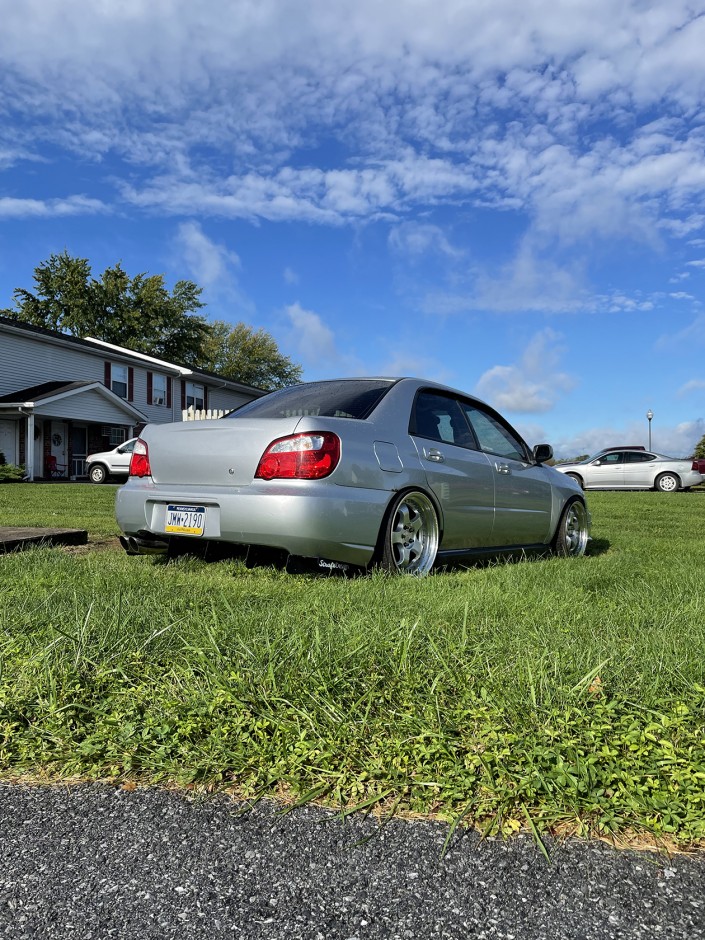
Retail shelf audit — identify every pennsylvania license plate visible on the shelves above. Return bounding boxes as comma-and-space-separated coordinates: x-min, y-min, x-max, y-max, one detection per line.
165, 504, 206, 536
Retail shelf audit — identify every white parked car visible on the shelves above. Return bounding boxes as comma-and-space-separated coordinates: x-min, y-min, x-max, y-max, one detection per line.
86, 438, 137, 484
555, 447, 703, 492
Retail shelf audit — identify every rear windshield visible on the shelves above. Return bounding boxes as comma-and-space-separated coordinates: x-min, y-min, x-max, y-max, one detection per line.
227, 380, 394, 420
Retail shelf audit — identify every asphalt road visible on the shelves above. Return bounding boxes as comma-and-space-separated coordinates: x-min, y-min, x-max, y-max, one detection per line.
1, 783, 704, 939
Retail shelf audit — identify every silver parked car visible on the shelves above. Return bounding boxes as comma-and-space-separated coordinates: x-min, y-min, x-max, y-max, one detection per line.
555, 448, 703, 492
116, 378, 590, 575
86, 438, 138, 484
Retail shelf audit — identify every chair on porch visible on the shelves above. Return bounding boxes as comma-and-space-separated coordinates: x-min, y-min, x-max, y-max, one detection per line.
45, 454, 67, 478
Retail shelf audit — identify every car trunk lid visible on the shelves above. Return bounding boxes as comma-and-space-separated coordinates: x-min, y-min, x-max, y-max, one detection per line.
142, 417, 304, 486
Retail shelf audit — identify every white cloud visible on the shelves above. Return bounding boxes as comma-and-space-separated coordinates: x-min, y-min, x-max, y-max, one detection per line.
0, 195, 106, 218
284, 302, 364, 378
679, 379, 705, 397
3, 0, 705, 252
283, 266, 299, 285
474, 328, 576, 413
172, 221, 256, 318
174, 221, 240, 292
388, 222, 462, 259
657, 313, 705, 349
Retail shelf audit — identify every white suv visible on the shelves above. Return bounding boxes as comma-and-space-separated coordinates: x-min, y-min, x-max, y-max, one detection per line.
86, 438, 137, 484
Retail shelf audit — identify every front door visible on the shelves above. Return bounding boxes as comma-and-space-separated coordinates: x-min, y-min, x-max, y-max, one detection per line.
71, 426, 87, 478
50, 421, 68, 478
461, 402, 553, 546
0, 420, 17, 465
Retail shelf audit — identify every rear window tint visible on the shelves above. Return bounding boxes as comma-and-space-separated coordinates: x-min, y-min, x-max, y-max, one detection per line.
227, 380, 394, 420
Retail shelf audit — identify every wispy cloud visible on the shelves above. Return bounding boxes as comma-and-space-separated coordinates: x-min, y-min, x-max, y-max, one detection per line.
282, 302, 365, 376
475, 328, 576, 413
679, 379, 705, 397
3, 0, 705, 265
0, 195, 106, 218
173, 221, 254, 317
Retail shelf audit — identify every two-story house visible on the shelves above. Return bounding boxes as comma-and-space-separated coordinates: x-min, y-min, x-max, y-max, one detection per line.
0, 314, 266, 481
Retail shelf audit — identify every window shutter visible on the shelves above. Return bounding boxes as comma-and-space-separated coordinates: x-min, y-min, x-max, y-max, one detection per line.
166, 377, 172, 409
104, 362, 111, 388
181, 380, 186, 411
147, 372, 153, 405
128, 367, 134, 402
204, 386, 209, 410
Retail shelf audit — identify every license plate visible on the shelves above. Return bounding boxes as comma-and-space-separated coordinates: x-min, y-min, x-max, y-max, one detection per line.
165, 504, 206, 536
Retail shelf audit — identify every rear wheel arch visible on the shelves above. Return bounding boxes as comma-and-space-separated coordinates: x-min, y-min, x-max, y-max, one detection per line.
372, 486, 443, 575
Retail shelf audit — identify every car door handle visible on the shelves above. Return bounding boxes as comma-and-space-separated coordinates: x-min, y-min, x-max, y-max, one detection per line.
426, 449, 445, 463
496, 463, 511, 474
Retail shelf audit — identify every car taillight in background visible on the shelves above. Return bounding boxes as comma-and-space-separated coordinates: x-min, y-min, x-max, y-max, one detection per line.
255, 433, 341, 480
129, 439, 152, 477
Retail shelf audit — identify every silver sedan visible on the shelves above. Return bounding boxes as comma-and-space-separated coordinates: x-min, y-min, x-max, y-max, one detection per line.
116, 377, 590, 575
555, 448, 703, 492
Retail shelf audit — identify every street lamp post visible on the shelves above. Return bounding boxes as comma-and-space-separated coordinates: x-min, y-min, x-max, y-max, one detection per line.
646, 409, 653, 450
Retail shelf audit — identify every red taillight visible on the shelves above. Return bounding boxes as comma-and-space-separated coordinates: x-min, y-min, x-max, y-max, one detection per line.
129, 438, 152, 478
255, 432, 341, 480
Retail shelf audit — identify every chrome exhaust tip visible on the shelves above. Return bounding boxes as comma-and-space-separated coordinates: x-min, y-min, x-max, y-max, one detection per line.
120, 534, 169, 556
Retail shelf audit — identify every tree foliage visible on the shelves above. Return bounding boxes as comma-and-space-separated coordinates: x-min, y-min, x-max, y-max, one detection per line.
4, 251, 210, 364
3, 252, 304, 389
693, 433, 705, 460
197, 320, 303, 390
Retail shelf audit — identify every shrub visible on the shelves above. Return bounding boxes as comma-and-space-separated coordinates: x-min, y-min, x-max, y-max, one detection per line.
0, 462, 25, 482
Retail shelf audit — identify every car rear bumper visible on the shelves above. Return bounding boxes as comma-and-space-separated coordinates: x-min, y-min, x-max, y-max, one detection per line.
115, 478, 392, 566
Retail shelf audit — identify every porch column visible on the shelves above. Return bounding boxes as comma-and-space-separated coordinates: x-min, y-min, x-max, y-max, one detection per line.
24, 412, 35, 481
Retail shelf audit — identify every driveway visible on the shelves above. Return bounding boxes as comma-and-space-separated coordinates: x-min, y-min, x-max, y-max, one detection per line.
0, 783, 703, 939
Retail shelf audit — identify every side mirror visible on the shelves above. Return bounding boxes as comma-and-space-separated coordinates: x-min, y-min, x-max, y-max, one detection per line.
533, 443, 553, 464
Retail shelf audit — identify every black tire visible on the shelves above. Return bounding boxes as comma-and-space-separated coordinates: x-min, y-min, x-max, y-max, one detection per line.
377, 490, 439, 575
89, 464, 108, 484
655, 472, 679, 493
552, 498, 589, 557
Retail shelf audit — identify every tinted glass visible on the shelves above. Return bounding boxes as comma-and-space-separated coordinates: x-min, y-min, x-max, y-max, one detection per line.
462, 404, 528, 461
228, 380, 394, 420
598, 452, 624, 464
410, 392, 476, 448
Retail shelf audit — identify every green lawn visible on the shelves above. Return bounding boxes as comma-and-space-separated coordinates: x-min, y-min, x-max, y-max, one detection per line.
1, 483, 704, 846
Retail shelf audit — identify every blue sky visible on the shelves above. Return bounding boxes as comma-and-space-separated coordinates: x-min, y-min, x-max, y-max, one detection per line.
2, 0, 705, 458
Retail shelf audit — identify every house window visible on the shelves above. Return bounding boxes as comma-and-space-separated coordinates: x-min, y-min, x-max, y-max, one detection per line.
185, 382, 205, 410
101, 426, 128, 446
152, 373, 167, 406
111, 364, 128, 399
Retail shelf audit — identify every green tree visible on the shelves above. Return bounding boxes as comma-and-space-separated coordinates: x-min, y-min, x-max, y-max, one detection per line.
5, 251, 210, 364
693, 433, 705, 460
198, 320, 303, 390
